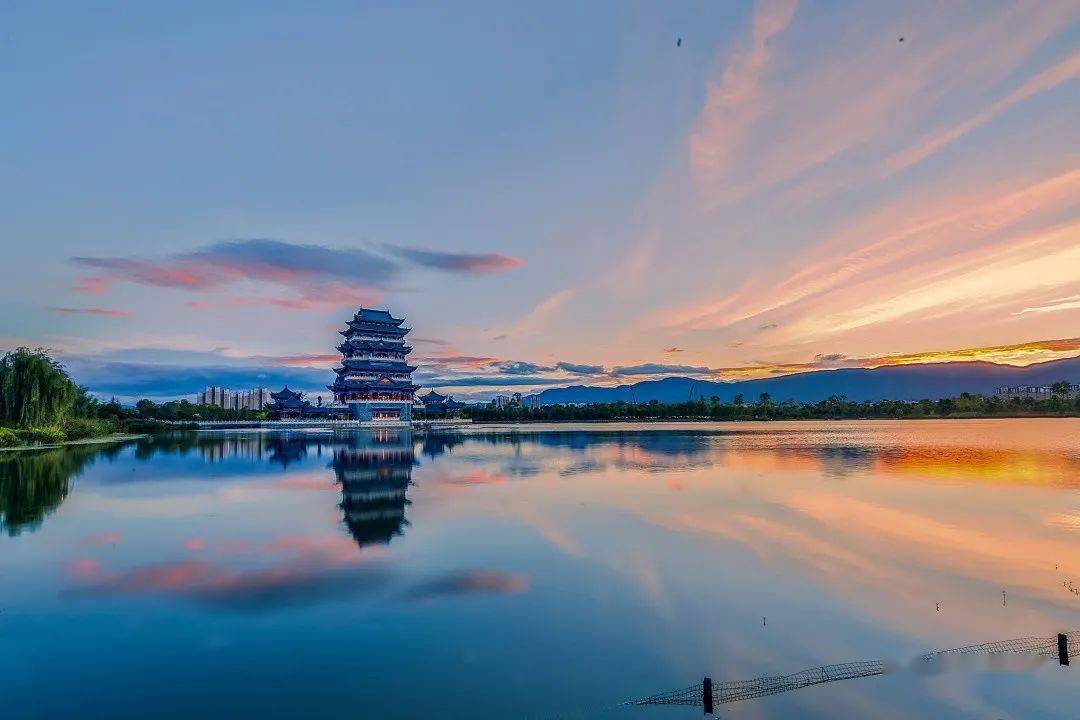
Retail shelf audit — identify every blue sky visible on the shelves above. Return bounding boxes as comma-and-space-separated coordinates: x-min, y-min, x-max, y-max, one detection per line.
1, 1, 1077, 401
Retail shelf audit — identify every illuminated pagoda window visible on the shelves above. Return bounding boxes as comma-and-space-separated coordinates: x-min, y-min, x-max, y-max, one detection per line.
329, 308, 419, 422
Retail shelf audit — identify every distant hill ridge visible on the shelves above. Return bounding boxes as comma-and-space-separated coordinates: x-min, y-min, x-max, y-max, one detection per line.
529, 356, 1080, 406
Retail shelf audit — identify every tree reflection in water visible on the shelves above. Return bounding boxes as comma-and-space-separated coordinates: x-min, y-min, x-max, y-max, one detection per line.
0, 443, 123, 536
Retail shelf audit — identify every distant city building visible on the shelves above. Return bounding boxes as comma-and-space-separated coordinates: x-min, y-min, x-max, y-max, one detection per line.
522, 394, 540, 409
997, 383, 1079, 399
491, 392, 523, 409
196, 386, 271, 410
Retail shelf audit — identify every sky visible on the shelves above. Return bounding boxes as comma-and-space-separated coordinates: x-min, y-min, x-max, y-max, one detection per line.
1, 0, 1078, 401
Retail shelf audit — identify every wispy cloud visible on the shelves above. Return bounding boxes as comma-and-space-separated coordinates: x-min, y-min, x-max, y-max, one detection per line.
885, 50, 1080, 174
1017, 295, 1080, 316
555, 361, 604, 375
611, 363, 713, 377
661, 169, 1080, 343
497, 289, 575, 339
707, 338, 1080, 380
384, 245, 524, 274
688, 0, 1075, 209
490, 360, 555, 375
48, 307, 130, 318
688, 0, 800, 207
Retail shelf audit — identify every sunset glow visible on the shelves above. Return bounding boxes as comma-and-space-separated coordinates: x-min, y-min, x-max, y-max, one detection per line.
1, 0, 1075, 401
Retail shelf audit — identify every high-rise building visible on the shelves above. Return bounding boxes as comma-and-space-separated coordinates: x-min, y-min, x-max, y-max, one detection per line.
197, 386, 273, 410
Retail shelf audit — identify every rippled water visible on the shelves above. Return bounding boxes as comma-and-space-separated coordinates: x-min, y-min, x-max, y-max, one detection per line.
2, 420, 1078, 718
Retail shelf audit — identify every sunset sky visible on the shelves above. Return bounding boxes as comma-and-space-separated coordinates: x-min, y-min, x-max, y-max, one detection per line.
2, 0, 1077, 400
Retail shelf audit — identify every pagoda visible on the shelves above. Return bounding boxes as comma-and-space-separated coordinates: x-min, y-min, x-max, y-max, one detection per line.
330, 308, 419, 422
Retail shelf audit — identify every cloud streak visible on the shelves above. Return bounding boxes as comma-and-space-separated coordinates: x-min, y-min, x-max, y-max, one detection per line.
385, 246, 524, 273
71, 238, 523, 311
49, 307, 130, 318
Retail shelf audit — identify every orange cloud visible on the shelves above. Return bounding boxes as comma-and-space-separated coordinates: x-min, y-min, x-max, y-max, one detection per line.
705, 337, 1080, 380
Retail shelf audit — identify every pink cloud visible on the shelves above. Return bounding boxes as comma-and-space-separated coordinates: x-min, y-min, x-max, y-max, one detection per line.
71, 257, 224, 292
405, 570, 530, 599
65, 533, 390, 608
183, 538, 205, 551
80, 531, 123, 546
67, 557, 103, 581
69, 239, 518, 313
429, 470, 509, 492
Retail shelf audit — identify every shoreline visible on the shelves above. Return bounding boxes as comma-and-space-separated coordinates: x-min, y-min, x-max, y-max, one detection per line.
467, 413, 1079, 424
0, 433, 148, 453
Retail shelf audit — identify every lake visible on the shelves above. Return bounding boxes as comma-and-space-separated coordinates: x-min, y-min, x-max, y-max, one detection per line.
2, 420, 1078, 718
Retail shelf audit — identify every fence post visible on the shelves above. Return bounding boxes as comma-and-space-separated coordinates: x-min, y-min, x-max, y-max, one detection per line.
1059, 633, 1069, 666
702, 676, 713, 715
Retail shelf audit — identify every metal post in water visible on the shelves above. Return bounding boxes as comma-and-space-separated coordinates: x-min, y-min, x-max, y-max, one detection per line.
702, 676, 713, 715
1059, 633, 1070, 666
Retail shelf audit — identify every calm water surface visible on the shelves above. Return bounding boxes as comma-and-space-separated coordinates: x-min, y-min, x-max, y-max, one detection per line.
2, 420, 1078, 718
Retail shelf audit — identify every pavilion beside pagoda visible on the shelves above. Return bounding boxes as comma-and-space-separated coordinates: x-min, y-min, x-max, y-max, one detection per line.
265, 387, 311, 419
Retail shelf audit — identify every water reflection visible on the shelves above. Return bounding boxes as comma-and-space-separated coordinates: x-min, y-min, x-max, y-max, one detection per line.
2, 421, 1079, 719
333, 430, 415, 549
0, 443, 122, 536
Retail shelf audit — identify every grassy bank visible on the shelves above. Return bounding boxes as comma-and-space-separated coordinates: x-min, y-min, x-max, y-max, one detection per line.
0, 418, 190, 449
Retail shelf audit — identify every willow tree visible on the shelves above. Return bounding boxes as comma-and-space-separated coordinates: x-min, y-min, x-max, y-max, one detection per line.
0, 347, 78, 427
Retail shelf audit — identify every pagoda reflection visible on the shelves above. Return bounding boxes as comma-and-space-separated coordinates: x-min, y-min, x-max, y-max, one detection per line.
331, 430, 417, 549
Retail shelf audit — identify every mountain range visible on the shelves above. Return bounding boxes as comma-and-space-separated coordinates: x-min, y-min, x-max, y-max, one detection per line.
527, 356, 1080, 406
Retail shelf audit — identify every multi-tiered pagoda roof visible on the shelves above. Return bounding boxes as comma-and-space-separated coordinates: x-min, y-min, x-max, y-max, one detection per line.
329, 308, 419, 405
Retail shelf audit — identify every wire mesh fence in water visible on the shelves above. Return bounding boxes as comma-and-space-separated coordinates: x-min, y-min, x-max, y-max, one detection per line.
629, 631, 1078, 709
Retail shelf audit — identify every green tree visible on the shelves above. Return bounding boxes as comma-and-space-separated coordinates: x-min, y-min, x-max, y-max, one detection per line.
0, 348, 79, 428
135, 399, 158, 417
1051, 380, 1071, 397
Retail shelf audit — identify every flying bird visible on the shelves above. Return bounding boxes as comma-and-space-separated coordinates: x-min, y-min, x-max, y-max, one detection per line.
677, 37, 682, 47
898, 36, 904, 42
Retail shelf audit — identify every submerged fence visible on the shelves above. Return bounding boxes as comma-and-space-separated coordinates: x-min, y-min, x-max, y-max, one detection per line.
628, 631, 1078, 711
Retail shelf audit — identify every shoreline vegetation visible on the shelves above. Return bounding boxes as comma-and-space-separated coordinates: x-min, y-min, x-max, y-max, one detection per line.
1, 348, 1076, 449
463, 390, 1080, 423
0, 347, 201, 449
0, 432, 148, 453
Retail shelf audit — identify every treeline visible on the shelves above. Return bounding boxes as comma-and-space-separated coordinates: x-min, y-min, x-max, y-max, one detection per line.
464, 387, 1080, 422
0, 348, 206, 448
127, 398, 268, 422
0, 347, 114, 447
